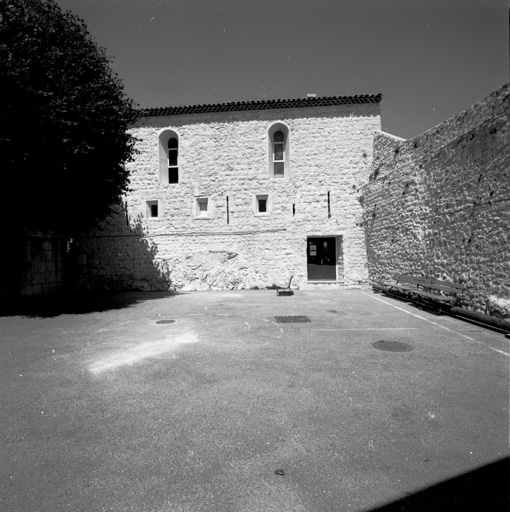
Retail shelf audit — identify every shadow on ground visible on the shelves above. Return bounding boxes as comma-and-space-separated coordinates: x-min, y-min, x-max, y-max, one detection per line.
0, 290, 179, 318
364, 457, 509, 512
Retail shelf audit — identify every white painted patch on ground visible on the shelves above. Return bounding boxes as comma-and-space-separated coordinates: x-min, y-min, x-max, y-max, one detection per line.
89, 331, 198, 374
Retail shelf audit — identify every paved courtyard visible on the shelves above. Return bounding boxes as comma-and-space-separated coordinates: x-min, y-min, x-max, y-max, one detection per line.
1, 289, 509, 512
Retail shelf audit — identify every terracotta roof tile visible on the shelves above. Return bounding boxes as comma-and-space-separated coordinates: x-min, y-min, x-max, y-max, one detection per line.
139, 94, 382, 117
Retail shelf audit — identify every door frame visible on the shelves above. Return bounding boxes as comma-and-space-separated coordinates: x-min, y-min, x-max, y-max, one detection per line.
306, 235, 338, 281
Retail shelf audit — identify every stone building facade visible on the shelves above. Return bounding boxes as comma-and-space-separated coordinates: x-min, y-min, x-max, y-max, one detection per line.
362, 84, 509, 313
73, 95, 382, 291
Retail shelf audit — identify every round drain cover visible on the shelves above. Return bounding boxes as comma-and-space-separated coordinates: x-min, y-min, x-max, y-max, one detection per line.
373, 341, 413, 352
156, 319, 175, 324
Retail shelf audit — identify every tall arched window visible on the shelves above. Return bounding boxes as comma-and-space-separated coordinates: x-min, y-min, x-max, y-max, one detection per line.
273, 131, 285, 177
268, 123, 289, 178
158, 129, 179, 185
168, 137, 178, 184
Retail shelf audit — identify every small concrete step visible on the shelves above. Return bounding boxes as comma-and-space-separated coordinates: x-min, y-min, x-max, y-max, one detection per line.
301, 281, 371, 290
307, 280, 345, 284
301, 281, 347, 290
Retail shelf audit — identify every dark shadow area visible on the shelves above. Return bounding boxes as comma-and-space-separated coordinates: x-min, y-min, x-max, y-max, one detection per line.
371, 288, 443, 316
68, 203, 173, 293
362, 457, 509, 512
0, 290, 178, 318
2, 204, 177, 313
372, 288, 510, 334
449, 307, 510, 335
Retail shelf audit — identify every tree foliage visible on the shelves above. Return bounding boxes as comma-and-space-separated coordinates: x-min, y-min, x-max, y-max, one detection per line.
0, 0, 138, 236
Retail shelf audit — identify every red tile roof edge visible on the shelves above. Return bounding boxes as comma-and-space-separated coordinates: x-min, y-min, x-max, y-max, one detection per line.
139, 94, 383, 117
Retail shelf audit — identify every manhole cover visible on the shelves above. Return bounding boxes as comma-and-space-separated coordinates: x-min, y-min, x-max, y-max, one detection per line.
156, 319, 176, 324
373, 341, 413, 352
275, 316, 310, 323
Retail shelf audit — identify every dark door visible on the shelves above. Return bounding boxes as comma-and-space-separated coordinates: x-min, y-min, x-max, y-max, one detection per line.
307, 237, 336, 280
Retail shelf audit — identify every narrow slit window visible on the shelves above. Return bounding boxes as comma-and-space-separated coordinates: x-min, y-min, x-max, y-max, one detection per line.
258, 198, 267, 213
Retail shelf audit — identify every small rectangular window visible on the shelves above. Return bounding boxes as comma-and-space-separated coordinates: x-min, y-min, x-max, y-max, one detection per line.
256, 194, 269, 215
147, 200, 159, 218
196, 197, 209, 217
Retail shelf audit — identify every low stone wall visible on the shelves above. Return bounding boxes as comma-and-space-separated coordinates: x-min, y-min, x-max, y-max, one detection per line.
363, 84, 510, 313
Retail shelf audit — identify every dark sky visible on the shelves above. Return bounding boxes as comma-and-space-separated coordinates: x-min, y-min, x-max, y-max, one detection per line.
56, 0, 508, 139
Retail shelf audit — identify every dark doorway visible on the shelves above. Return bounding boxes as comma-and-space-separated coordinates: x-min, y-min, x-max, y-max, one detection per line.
307, 237, 336, 280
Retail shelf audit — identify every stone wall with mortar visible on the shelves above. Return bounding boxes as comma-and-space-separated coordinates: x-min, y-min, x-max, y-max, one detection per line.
363, 84, 509, 313
74, 103, 381, 290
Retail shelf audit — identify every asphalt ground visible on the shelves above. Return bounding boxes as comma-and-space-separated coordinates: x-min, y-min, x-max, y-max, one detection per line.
1, 289, 509, 512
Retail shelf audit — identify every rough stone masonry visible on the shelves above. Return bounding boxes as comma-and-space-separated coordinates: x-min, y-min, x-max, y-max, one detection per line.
363, 84, 509, 313
73, 96, 382, 291
71, 85, 509, 315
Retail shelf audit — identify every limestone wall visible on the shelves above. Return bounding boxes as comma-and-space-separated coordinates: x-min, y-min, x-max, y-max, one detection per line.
74, 103, 381, 290
363, 84, 510, 312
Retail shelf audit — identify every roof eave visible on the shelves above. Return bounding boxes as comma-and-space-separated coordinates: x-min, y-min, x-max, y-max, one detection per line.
138, 94, 383, 117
